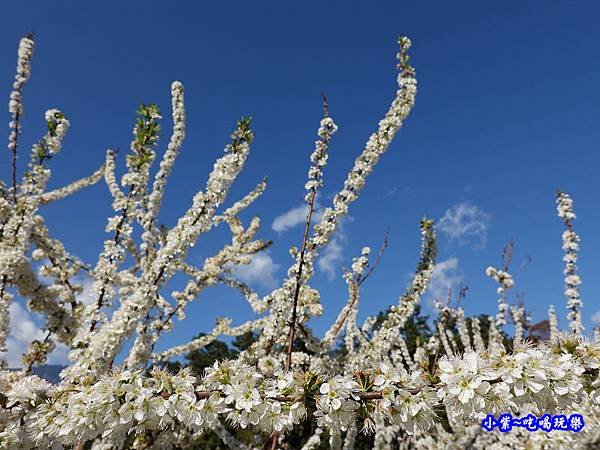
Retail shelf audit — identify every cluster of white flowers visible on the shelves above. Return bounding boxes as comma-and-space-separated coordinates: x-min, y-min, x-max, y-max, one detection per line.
1, 33, 599, 450
41, 109, 70, 155
7, 34, 34, 153
557, 191, 584, 336
485, 266, 514, 343
358, 219, 436, 368
304, 115, 337, 200
3, 335, 597, 448
511, 304, 525, 344
140, 81, 186, 258
321, 246, 370, 350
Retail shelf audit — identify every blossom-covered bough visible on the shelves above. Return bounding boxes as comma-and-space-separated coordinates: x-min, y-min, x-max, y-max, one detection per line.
0, 34, 599, 450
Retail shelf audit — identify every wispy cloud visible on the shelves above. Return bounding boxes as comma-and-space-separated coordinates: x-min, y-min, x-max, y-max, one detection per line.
74, 274, 96, 305
318, 236, 345, 281
317, 217, 354, 281
1, 302, 69, 368
425, 257, 463, 304
271, 200, 324, 233
272, 200, 351, 281
1, 274, 99, 368
231, 252, 281, 290
591, 310, 600, 326
386, 186, 410, 197
438, 202, 490, 249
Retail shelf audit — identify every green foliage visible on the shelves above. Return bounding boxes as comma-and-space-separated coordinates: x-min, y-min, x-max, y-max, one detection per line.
127, 103, 161, 171
33, 142, 51, 165
32, 111, 67, 164
464, 314, 511, 349
224, 116, 254, 154
185, 331, 257, 377
186, 338, 235, 376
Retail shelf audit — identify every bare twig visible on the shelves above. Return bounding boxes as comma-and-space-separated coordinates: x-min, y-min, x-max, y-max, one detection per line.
329, 230, 390, 339
285, 187, 317, 371
90, 188, 134, 332
11, 110, 20, 203
358, 228, 389, 287
284, 95, 332, 372
321, 92, 329, 117
501, 238, 513, 272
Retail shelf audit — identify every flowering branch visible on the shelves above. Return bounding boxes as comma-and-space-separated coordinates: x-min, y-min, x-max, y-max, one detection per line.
1, 32, 599, 450
285, 98, 337, 372
557, 191, 584, 336
7, 33, 34, 203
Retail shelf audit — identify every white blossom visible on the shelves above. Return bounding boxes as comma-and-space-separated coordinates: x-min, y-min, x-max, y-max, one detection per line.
0, 32, 599, 450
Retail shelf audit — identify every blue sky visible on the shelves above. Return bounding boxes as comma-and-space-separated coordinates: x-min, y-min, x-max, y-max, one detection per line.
2, 1, 600, 366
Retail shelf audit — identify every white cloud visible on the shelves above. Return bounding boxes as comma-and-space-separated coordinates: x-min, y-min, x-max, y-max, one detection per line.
272, 204, 308, 232
0, 275, 97, 369
318, 236, 344, 281
317, 216, 354, 281
425, 257, 463, 304
75, 274, 96, 305
439, 202, 490, 249
46, 342, 69, 366
1, 302, 69, 368
272, 200, 351, 281
591, 310, 600, 326
271, 201, 324, 233
231, 252, 281, 289
317, 217, 353, 281
386, 186, 410, 197
38, 265, 96, 306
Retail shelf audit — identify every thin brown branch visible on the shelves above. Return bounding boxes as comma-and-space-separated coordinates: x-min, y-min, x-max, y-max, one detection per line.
501, 238, 514, 272
89, 188, 135, 331
329, 283, 359, 341
23, 329, 52, 375
358, 228, 389, 287
321, 92, 329, 117
328, 230, 390, 340
11, 111, 20, 203
284, 94, 334, 371
268, 433, 279, 450
45, 252, 78, 311
285, 188, 317, 371
193, 389, 398, 403
454, 284, 469, 310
